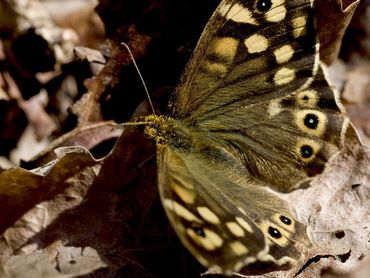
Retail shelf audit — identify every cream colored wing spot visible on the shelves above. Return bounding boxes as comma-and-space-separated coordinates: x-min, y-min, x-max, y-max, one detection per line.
273, 214, 296, 233
194, 255, 209, 268
244, 34, 269, 53
219, 2, 258, 25
211, 37, 239, 63
291, 15, 308, 38
257, 244, 269, 259
312, 43, 320, 77
236, 217, 253, 233
218, 1, 231, 17
268, 99, 282, 117
295, 109, 327, 137
274, 44, 294, 64
232, 261, 245, 272
296, 90, 318, 108
186, 227, 224, 251
265, 0, 286, 22
168, 166, 196, 204
260, 221, 290, 247
166, 150, 194, 191
203, 37, 239, 76
226, 222, 245, 237
229, 241, 249, 255
244, 256, 257, 265
163, 199, 203, 223
171, 184, 196, 204
237, 207, 247, 215
275, 256, 297, 266
203, 61, 228, 76
259, 253, 297, 266
273, 67, 295, 85
197, 206, 221, 224
295, 138, 321, 163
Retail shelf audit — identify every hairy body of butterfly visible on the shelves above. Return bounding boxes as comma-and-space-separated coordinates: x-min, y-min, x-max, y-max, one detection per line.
141, 0, 359, 274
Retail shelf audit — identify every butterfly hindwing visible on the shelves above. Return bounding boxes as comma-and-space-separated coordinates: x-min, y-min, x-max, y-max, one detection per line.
193, 66, 350, 192
158, 145, 310, 273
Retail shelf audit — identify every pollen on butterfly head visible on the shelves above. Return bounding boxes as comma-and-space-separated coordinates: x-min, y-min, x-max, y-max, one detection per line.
143, 115, 175, 148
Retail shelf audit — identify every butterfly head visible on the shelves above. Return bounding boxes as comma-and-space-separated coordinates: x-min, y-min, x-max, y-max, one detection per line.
141, 115, 174, 147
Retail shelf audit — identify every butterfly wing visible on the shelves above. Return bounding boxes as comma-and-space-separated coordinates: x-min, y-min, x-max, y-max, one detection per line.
170, 0, 318, 118
158, 145, 310, 273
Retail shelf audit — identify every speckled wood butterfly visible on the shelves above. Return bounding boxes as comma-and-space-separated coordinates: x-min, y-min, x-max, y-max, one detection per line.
141, 0, 357, 274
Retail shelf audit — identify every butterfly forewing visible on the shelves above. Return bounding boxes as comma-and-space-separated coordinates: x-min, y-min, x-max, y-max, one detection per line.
170, 0, 317, 118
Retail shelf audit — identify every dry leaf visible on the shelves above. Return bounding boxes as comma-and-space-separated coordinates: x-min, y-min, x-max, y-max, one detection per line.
0, 146, 100, 235
2, 244, 106, 278
316, 0, 360, 65
291, 141, 370, 277
22, 121, 121, 169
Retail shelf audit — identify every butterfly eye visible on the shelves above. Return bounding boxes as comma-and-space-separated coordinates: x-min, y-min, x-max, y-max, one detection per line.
296, 139, 320, 163
279, 215, 292, 225
255, 0, 273, 12
304, 113, 319, 129
296, 90, 319, 108
193, 226, 206, 237
300, 145, 313, 159
268, 226, 282, 239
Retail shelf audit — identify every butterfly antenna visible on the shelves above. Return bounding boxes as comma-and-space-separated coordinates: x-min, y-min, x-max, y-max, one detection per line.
116, 121, 149, 129
121, 42, 156, 115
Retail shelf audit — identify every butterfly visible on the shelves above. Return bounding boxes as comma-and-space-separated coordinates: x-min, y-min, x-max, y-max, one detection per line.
139, 0, 358, 274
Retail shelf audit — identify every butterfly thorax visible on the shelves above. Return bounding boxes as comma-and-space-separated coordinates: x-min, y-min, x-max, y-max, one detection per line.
144, 114, 216, 155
